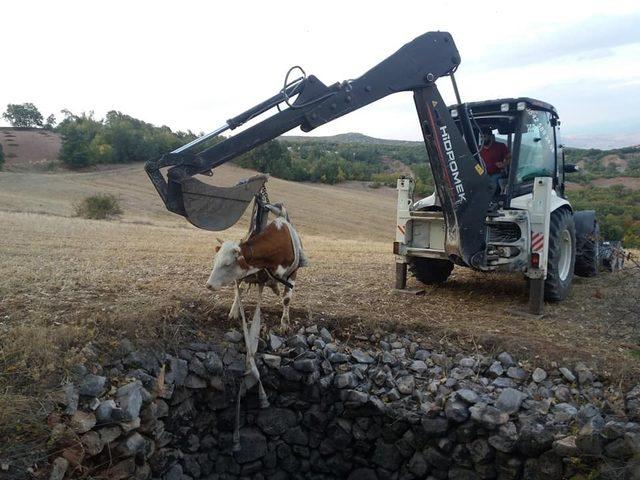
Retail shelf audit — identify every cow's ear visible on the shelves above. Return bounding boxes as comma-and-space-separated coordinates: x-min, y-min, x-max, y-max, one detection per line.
233, 246, 241, 256
215, 245, 221, 253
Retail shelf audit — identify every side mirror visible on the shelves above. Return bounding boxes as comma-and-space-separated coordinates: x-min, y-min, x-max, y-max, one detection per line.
563, 164, 578, 173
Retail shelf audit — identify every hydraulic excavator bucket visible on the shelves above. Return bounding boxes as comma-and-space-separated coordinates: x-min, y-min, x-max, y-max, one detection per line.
180, 174, 268, 231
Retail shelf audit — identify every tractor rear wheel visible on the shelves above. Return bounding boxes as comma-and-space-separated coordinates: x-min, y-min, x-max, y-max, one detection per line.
544, 208, 576, 301
575, 221, 600, 277
409, 257, 454, 285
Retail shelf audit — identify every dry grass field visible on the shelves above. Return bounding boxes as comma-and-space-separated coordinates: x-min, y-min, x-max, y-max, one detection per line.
1, 161, 639, 459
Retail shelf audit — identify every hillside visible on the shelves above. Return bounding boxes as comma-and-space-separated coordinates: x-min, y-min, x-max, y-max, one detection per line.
0, 127, 61, 171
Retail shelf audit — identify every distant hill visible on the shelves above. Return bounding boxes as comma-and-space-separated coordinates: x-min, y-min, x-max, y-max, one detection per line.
282, 132, 422, 147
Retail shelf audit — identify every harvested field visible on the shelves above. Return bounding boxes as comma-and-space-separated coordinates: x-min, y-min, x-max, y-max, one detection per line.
0, 162, 639, 460
0, 128, 62, 171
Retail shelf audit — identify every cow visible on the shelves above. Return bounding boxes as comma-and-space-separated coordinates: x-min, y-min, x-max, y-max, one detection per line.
206, 208, 307, 331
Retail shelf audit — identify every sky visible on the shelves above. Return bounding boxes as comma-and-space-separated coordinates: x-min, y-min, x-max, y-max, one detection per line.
2, 0, 639, 149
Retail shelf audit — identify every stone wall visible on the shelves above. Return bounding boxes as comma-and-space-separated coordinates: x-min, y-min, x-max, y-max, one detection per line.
48, 326, 640, 480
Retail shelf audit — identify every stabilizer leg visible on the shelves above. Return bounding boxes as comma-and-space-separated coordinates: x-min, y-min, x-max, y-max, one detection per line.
528, 278, 545, 315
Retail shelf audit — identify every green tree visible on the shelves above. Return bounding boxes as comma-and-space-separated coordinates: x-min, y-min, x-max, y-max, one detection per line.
3, 103, 44, 127
44, 114, 56, 131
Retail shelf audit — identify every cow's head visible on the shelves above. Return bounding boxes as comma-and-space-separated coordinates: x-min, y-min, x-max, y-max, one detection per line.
206, 241, 253, 290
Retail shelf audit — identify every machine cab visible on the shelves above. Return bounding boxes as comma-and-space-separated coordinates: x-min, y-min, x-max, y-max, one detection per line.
450, 97, 565, 204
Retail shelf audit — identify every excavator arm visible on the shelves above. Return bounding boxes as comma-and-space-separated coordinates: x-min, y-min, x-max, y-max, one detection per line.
145, 31, 491, 267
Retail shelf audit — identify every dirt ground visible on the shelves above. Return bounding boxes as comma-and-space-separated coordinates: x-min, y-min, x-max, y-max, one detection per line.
0, 162, 639, 459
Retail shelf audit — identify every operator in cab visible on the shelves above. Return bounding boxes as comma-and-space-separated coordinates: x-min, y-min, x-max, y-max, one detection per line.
480, 128, 511, 194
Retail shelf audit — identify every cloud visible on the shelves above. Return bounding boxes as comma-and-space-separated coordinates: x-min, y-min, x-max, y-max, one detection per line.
474, 13, 640, 69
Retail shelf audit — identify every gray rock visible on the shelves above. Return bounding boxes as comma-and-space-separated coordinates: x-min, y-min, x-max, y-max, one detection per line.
319, 327, 333, 343
421, 417, 449, 436
184, 374, 207, 389
576, 403, 601, 426
396, 375, 415, 395
62, 383, 79, 416
492, 377, 516, 388
165, 356, 188, 386
575, 418, 604, 455
604, 436, 635, 459
445, 399, 470, 423
532, 367, 547, 383
518, 422, 554, 456
78, 374, 107, 397
488, 361, 504, 377
554, 385, 572, 402
293, 358, 317, 372
329, 352, 350, 364
225, 329, 243, 343
372, 441, 402, 470
96, 399, 117, 423
414, 349, 430, 361
287, 334, 308, 350
603, 421, 626, 440
351, 349, 375, 364
234, 428, 267, 464
468, 438, 493, 463
575, 362, 594, 385
456, 389, 480, 404
506, 367, 527, 381
552, 402, 578, 421
448, 468, 479, 480
98, 425, 121, 444
334, 372, 358, 389
425, 446, 451, 470
559, 367, 576, 383
488, 422, 518, 453
256, 408, 297, 436
116, 432, 147, 457
342, 389, 369, 404
268, 333, 284, 351
262, 353, 281, 369
283, 425, 309, 446
496, 388, 526, 414
382, 351, 397, 365
347, 468, 378, 480
497, 352, 515, 367
552, 435, 579, 457
116, 381, 143, 420
408, 452, 428, 477
188, 357, 207, 377
459, 357, 476, 368
470, 404, 509, 428
409, 360, 428, 373
49, 457, 69, 480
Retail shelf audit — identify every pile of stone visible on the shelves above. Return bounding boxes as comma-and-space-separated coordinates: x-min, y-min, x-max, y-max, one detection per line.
44, 327, 640, 480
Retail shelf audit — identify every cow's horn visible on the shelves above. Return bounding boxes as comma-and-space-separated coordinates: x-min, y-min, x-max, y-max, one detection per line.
216, 237, 224, 245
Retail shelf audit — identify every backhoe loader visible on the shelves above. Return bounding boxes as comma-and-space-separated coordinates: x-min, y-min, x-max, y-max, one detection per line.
146, 31, 603, 314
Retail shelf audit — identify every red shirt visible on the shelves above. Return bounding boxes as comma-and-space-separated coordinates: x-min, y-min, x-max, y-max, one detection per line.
480, 142, 509, 175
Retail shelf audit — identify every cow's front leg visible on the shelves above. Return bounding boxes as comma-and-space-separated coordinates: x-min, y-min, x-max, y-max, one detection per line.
228, 283, 243, 320
279, 271, 296, 332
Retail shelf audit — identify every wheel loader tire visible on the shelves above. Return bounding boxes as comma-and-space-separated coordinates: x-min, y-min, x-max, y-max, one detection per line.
575, 221, 600, 277
544, 208, 576, 302
409, 257, 454, 285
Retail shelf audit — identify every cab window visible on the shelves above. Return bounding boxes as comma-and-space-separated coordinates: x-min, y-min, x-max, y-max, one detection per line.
516, 110, 555, 183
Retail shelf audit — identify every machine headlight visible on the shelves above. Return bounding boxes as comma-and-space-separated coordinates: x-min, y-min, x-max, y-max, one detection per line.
500, 103, 509, 112
517, 102, 526, 111
451, 109, 458, 118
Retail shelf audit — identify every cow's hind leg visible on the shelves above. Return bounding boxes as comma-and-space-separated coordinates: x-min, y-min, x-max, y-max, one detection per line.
279, 271, 297, 332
